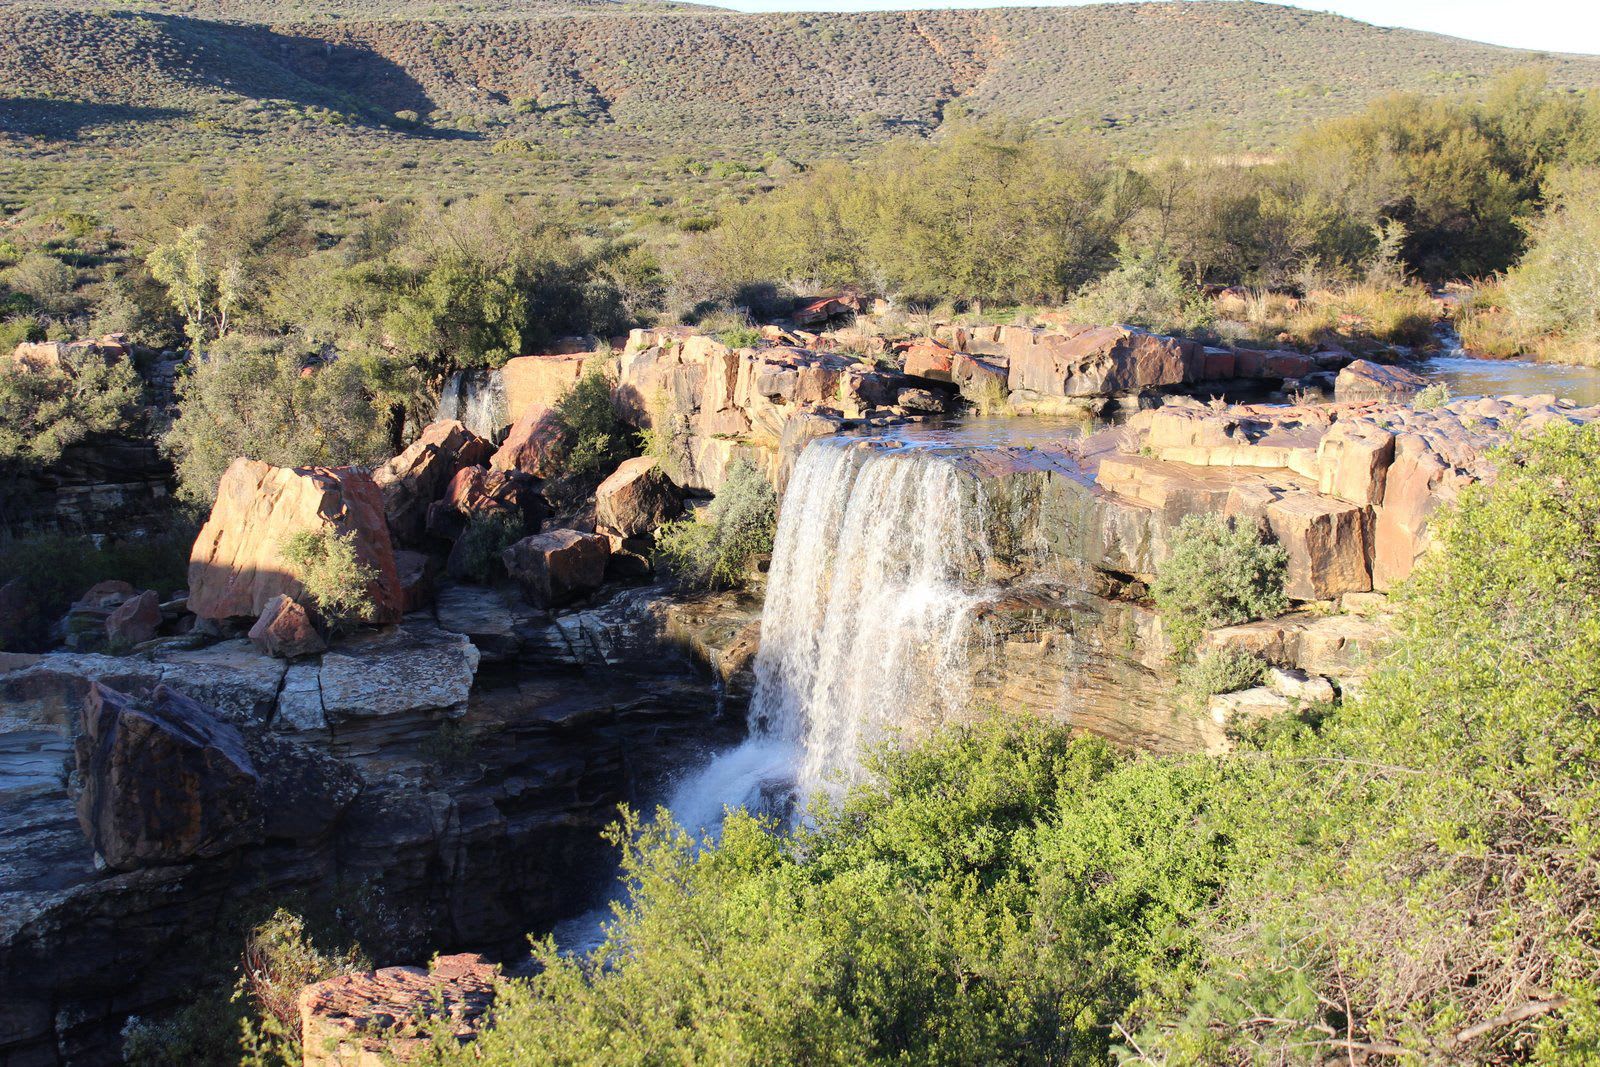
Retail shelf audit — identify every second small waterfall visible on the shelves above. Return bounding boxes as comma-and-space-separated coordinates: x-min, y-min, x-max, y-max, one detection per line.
668, 435, 996, 829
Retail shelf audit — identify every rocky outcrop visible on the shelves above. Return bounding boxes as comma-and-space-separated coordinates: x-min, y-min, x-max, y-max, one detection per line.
595, 456, 683, 537
75, 683, 259, 870
188, 459, 403, 624
299, 954, 498, 1067
502, 529, 610, 607
500, 351, 590, 424
103, 590, 162, 648
373, 420, 493, 547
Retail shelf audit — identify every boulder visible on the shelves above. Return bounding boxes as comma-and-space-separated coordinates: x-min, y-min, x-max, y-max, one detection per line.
104, 590, 162, 648
187, 459, 402, 625
1265, 492, 1372, 601
502, 529, 610, 608
595, 457, 683, 538
1316, 420, 1395, 506
299, 954, 498, 1067
896, 387, 947, 414
428, 466, 541, 540
489, 405, 568, 479
372, 421, 493, 547
75, 683, 260, 870
394, 550, 437, 612
247, 594, 326, 659
1265, 666, 1337, 704
62, 580, 137, 650
1006, 325, 1193, 398
1334, 359, 1428, 404
901, 340, 956, 383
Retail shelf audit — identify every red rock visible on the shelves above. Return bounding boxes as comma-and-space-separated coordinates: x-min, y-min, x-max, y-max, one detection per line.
372, 420, 493, 546
1372, 435, 1448, 590
595, 457, 683, 538
76, 682, 259, 870
1200, 348, 1236, 380
489, 404, 568, 479
187, 459, 402, 624
902, 340, 956, 383
1006, 326, 1193, 397
1334, 359, 1428, 403
502, 529, 610, 607
1316, 421, 1395, 506
104, 590, 162, 648
299, 954, 498, 1067
247, 594, 326, 659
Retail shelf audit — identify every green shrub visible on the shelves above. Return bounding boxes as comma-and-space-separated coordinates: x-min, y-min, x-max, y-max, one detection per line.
1498, 168, 1600, 365
1412, 381, 1451, 410
714, 326, 764, 349
1152, 514, 1288, 661
636, 388, 692, 483
161, 334, 394, 503
1067, 247, 1213, 334
654, 459, 776, 590
280, 528, 375, 631
549, 369, 633, 495
0, 347, 142, 469
1176, 646, 1265, 706
451, 509, 526, 584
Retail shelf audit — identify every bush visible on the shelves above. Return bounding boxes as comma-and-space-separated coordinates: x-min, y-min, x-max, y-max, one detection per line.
715, 326, 764, 349
654, 460, 776, 590
1176, 647, 1265, 706
1413, 381, 1451, 410
280, 528, 375, 631
1066, 247, 1213, 334
548, 369, 633, 496
1497, 168, 1600, 364
1151, 514, 1288, 661
0, 347, 142, 469
450, 509, 526, 584
161, 334, 394, 503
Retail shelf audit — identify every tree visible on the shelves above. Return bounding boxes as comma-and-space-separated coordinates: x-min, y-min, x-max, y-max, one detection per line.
0, 348, 141, 469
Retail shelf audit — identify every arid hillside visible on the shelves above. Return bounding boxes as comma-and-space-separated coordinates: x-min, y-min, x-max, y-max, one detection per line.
4, 0, 1600, 216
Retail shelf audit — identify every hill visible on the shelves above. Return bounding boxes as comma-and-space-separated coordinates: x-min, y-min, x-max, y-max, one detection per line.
3, 1, 1600, 222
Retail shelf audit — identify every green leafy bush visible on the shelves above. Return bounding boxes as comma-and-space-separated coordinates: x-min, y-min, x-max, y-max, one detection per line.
1176, 646, 1265, 706
1497, 168, 1600, 365
548, 369, 634, 496
1066, 247, 1213, 334
1413, 381, 1451, 410
450, 509, 526, 584
280, 528, 375, 631
0, 347, 142, 468
654, 459, 776, 590
1152, 514, 1288, 661
161, 334, 395, 503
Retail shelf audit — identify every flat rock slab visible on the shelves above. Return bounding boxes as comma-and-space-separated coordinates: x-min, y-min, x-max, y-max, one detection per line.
434, 585, 520, 662
317, 622, 481, 722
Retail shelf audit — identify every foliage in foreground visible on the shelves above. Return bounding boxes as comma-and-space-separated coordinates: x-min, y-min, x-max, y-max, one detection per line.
654, 459, 777, 590
421, 423, 1600, 1065
0, 347, 141, 468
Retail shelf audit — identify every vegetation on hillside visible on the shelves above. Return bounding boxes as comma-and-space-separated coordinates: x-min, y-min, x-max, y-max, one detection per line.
654, 459, 777, 590
405, 421, 1600, 1064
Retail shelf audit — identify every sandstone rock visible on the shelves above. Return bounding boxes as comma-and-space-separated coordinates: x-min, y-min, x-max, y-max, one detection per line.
316, 622, 480, 722
1334, 359, 1428, 403
502, 529, 610, 608
897, 387, 947, 413
250, 731, 362, 843
373, 420, 493, 547
1006, 325, 1194, 398
394, 550, 437, 613
430, 466, 541, 539
434, 585, 520, 662
1316, 420, 1395, 506
247, 594, 326, 659
104, 590, 162, 648
1205, 685, 1293, 734
75, 683, 260, 870
1265, 666, 1336, 704
299, 953, 498, 1067
188, 459, 402, 625
276, 661, 327, 732
489, 404, 568, 479
154, 640, 291, 724
595, 457, 683, 538
1265, 492, 1371, 601
902, 340, 956, 383
1372, 434, 1450, 590
500, 352, 590, 424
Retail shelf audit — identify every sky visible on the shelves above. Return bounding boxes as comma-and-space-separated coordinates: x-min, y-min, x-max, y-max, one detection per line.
706, 0, 1600, 57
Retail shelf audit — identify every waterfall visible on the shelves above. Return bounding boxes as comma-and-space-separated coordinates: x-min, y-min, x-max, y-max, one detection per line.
667, 437, 993, 832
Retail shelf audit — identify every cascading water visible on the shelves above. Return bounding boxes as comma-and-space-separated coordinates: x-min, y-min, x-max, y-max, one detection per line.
666, 436, 995, 833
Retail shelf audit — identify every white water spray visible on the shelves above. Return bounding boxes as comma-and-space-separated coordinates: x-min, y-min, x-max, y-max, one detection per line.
666, 437, 993, 833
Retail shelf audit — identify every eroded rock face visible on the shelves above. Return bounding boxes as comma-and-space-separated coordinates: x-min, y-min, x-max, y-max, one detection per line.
188, 459, 403, 624
1334, 359, 1428, 403
595, 456, 683, 538
502, 529, 610, 607
75, 683, 260, 870
299, 954, 498, 1067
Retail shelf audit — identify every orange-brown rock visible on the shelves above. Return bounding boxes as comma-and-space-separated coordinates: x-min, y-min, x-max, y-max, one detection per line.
1265, 492, 1371, 600
298, 954, 498, 1067
502, 528, 610, 607
595, 456, 683, 538
104, 590, 162, 647
499, 352, 590, 424
247, 594, 326, 659
902, 340, 956, 383
1006, 325, 1196, 398
187, 459, 402, 624
1334, 359, 1427, 404
490, 404, 568, 479
372, 420, 493, 546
